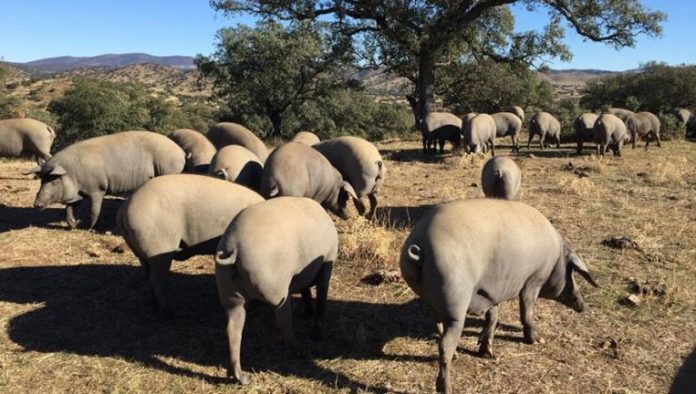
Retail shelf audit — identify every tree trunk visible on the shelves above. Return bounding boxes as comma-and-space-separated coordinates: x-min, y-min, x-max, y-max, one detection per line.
417, 53, 436, 124
269, 110, 282, 137
406, 94, 419, 131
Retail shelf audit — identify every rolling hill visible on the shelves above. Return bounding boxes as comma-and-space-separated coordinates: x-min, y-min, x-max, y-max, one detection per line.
7, 53, 195, 74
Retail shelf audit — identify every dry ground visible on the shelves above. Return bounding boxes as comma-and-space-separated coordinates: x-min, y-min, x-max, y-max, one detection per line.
0, 136, 694, 393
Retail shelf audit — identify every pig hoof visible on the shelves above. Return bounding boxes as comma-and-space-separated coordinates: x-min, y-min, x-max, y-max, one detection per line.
524, 335, 545, 345
67, 219, 79, 229
477, 346, 494, 359
236, 373, 249, 385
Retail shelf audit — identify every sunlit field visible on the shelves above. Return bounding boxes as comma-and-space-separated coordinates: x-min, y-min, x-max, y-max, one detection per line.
1, 135, 694, 393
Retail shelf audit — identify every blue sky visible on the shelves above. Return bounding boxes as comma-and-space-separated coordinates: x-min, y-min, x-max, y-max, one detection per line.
1, 0, 693, 71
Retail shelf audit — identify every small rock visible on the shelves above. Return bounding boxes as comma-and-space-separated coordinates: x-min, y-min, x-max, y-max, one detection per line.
470, 182, 479, 187
111, 243, 127, 254
361, 269, 402, 286
636, 172, 648, 177
528, 154, 536, 158
601, 236, 640, 250
627, 278, 667, 298
621, 294, 642, 307
86, 250, 100, 258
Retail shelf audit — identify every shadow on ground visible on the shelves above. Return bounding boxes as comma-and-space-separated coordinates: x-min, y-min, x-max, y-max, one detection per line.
670, 346, 696, 394
0, 197, 125, 233
0, 264, 525, 391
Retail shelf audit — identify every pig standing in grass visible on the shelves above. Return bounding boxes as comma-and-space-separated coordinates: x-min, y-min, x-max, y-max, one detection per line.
118, 174, 263, 315
481, 156, 521, 200
215, 197, 338, 385
207, 145, 264, 191
260, 142, 359, 220
26, 131, 185, 229
573, 113, 600, 154
206, 122, 269, 162
463, 113, 496, 155
290, 131, 321, 145
400, 199, 598, 394
169, 128, 217, 173
313, 136, 385, 219
527, 112, 561, 150
0, 118, 56, 163
593, 113, 628, 157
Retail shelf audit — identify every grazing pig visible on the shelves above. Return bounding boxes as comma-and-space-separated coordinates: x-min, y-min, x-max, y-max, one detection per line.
260, 142, 359, 220
313, 136, 386, 219
491, 112, 522, 152
607, 107, 635, 122
421, 112, 462, 154
464, 113, 496, 156
481, 156, 521, 200
206, 122, 269, 162
0, 118, 56, 163
118, 174, 263, 315
506, 105, 525, 121
573, 113, 599, 154
625, 112, 661, 149
215, 197, 338, 385
593, 114, 628, 157
528, 112, 561, 150
25, 131, 185, 229
290, 131, 321, 145
400, 199, 598, 394
207, 145, 264, 191
169, 128, 217, 173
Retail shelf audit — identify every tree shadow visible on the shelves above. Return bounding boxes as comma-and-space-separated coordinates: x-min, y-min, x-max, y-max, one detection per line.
0, 264, 534, 391
0, 198, 125, 233
374, 204, 435, 230
670, 346, 696, 394
0, 205, 65, 232
515, 149, 575, 159
379, 148, 448, 163
0, 264, 423, 391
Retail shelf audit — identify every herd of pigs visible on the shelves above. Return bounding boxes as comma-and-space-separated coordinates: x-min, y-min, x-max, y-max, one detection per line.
0, 105, 667, 393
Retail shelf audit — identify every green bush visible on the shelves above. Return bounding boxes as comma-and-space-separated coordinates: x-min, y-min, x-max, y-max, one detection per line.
48, 78, 217, 148
215, 89, 413, 142
657, 112, 680, 141
582, 63, 696, 113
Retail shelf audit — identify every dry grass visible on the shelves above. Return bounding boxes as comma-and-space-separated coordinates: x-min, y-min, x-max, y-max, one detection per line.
1, 139, 695, 393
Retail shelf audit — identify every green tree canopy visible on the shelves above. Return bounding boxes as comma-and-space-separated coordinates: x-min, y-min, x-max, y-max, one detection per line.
439, 60, 554, 115
48, 78, 215, 147
0, 65, 21, 119
211, 0, 665, 126
582, 63, 696, 113
196, 20, 351, 137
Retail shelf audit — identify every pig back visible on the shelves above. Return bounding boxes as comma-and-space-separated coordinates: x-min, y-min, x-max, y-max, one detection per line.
218, 197, 338, 301
56, 131, 185, 194
123, 174, 263, 256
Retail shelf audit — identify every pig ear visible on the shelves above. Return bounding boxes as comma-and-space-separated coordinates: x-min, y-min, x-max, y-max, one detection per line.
214, 168, 228, 180
268, 183, 280, 198
23, 166, 43, 176
341, 181, 359, 201
49, 164, 67, 176
569, 253, 599, 288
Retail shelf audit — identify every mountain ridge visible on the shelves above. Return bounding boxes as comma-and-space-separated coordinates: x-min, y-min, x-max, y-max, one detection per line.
7, 53, 196, 73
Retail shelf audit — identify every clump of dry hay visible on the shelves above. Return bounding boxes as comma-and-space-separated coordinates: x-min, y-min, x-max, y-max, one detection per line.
338, 217, 401, 270
649, 160, 687, 187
